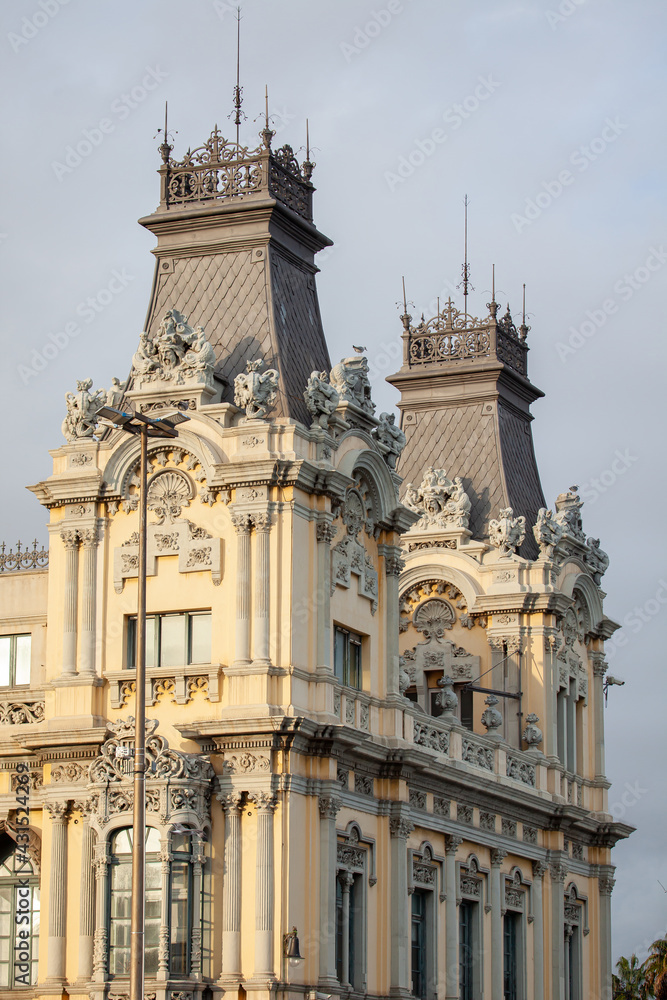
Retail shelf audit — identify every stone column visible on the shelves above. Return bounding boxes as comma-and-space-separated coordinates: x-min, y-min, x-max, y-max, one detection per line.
598, 868, 615, 1000
531, 861, 548, 1000
318, 794, 341, 989
46, 801, 69, 981
339, 871, 354, 987
191, 838, 205, 979
381, 545, 404, 698
389, 810, 414, 999
232, 514, 252, 665
252, 791, 277, 979
92, 842, 110, 983
591, 655, 607, 779
566, 684, 577, 772
316, 521, 336, 671
77, 806, 96, 981
444, 835, 463, 1000
157, 845, 170, 981
219, 791, 243, 982
61, 530, 79, 676
549, 858, 568, 1000
252, 513, 272, 665
490, 848, 507, 1000
79, 527, 98, 675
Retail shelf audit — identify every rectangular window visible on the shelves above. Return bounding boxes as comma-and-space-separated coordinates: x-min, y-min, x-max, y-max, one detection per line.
335, 872, 363, 989
565, 926, 581, 1000
411, 890, 427, 999
503, 912, 519, 1000
0, 635, 31, 687
333, 627, 362, 689
459, 900, 477, 1000
128, 612, 211, 668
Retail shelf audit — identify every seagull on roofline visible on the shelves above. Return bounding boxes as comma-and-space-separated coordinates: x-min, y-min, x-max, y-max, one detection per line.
352, 345, 367, 353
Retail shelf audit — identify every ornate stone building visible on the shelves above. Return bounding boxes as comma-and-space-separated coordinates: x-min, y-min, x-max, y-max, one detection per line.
0, 118, 630, 1000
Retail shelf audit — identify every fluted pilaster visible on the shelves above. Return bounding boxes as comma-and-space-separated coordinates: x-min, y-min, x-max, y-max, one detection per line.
77, 806, 95, 981
79, 527, 98, 675
318, 794, 341, 988
490, 848, 507, 1000
532, 861, 548, 1000
232, 514, 252, 665
252, 791, 277, 979
252, 513, 272, 664
316, 520, 336, 671
219, 791, 244, 981
389, 809, 414, 999
46, 801, 69, 981
444, 835, 463, 1000
61, 530, 79, 675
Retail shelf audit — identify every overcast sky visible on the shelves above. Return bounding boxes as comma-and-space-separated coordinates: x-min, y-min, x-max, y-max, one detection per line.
1, 0, 665, 963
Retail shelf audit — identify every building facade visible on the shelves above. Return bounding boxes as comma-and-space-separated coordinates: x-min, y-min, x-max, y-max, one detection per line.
0, 120, 630, 1000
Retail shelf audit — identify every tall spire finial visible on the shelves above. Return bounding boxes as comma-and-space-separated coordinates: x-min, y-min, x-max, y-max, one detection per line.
155, 100, 176, 165
457, 194, 474, 316
519, 282, 530, 341
399, 276, 412, 332
487, 262, 498, 319
230, 6, 246, 147
260, 84, 274, 149
302, 118, 315, 180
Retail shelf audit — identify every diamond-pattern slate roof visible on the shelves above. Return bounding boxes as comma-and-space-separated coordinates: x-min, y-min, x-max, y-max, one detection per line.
145, 247, 330, 423
396, 400, 545, 558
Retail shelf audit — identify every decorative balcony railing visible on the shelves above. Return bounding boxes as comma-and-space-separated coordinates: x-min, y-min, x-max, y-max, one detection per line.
403, 298, 528, 376
0, 541, 48, 574
159, 126, 314, 222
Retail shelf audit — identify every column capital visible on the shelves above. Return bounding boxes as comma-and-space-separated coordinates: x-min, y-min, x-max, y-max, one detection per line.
318, 794, 342, 819
71, 796, 96, 817
338, 869, 355, 889
251, 511, 273, 532
378, 543, 405, 577
598, 867, 616, 896
45, 800, 70, 822
79, 525, 98, 547
249, 790, 277, 812
231, 512, 252, 534
490, 848, 507, 868
316, 520, 337, 545
445, 834, 463, 856
590, 653, 608, 677
549, 859, 569, 884
217, 790, 244, 812
532, 860, 549, 880
389, 813, 414, 840
60, 528, 79, 549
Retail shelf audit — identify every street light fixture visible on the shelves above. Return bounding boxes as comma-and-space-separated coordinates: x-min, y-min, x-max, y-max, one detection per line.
98, 405, 190, 1000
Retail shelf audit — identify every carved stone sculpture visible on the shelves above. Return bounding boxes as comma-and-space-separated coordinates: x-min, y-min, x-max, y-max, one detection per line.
304, 370, 339, 428
585, 537, 609, 584
488, 507, 526, 555
62, 378, 105, 442
533, 507, 564, 558
402, 467, 471, 530
329, 354, 375, 414
481, 694, 503, 738
130, 309, 216, 388
435, 675, 458, 720
554, 486, 586, 542
234, 358, 279, 419
372, 412, 406, 469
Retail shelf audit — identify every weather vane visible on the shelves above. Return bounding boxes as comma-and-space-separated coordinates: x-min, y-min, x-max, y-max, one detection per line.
456, 194, 474, 317
229, 6, 246, 146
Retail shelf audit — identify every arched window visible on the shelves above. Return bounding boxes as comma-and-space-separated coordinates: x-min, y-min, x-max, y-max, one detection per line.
108, 826, 205, 980
109, 827, 161, 977
0, 834, 39, 988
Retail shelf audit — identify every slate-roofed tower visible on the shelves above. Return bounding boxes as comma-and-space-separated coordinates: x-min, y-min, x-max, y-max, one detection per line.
386, 293, 546, 557
138, 120, 331, 425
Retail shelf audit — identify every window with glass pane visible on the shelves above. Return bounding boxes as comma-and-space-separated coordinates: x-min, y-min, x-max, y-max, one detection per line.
503, 912, 519, 1000
0, 836, 39, 988
459, 900, 475, 1000
128, 613, 211, 668
170, 835, 192, 975
411, 890, 427, 999
333, 627, 363, 690
0, 635, 31, 687
109, 827, 161, 977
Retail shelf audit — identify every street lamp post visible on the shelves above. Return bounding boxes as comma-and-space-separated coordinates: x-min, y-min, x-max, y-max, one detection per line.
98, 405, 189, 1000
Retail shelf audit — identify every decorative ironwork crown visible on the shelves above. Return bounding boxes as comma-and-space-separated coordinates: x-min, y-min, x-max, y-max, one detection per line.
400, 296, 529, 376
158, 124, 315, 222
